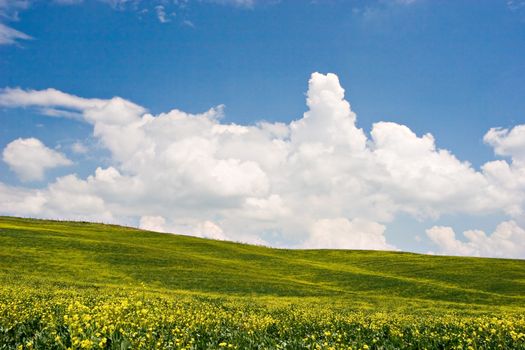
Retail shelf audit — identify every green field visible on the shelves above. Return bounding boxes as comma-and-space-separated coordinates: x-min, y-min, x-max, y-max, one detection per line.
1, 216, 525, 349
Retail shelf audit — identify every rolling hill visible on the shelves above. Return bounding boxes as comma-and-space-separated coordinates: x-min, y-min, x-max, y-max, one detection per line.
1, 216, 524, 313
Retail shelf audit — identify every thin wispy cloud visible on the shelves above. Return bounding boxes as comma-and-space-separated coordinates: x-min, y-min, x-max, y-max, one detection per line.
0, 23, 30, 45
508, 0, 525, 11
0, 0, 263, 45
207, 0, 255, 8
0, 0, 31, 45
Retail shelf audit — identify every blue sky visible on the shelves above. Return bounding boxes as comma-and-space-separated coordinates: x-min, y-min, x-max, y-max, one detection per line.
1, 0, 525, 258
2, 1, 524, 165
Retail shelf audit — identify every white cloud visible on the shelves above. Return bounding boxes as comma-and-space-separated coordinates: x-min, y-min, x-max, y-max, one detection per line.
193, 220, 228, 240
2, 138, 72, 182
0, 0, 31, 45
139, 215, 228, 240
303, 218, 394, 250
207, 0, 255, 8
484, 125, 525, 163
370, 122, 504, 218
0, 73, 525, 254
71, 141, 88, 154
181, 19, 194, 28
481, 125, 525, 217
53, 0, 84, 4
0, 182, 46, 216
0, 0, 29, 19
394, 0, 418, 4
154, 5, 170, 23
508, 0, 525, 12
97, 0, 135, 9
139, 215, 166, 232
0, 0, 260, 44
0, 87, 105, 110
426, 226, 476, 256
0, 22, 31, 45
426, 221, 525, 259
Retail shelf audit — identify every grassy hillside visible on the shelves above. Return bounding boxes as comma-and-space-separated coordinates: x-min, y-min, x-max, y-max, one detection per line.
2, 216, 525, 349
1, 216, 524, 313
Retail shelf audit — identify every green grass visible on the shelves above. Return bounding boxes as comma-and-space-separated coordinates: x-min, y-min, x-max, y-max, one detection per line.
1, 215, 524, 313
2, 216, 525, 349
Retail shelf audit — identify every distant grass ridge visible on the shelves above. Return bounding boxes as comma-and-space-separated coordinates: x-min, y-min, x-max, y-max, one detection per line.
1, 216, 524, 313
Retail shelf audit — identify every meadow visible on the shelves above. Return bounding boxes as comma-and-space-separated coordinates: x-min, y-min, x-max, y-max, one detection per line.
1, 216, 525, 349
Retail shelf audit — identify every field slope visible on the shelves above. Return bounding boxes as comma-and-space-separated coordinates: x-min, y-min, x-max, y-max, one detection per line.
1, 216, 524, 312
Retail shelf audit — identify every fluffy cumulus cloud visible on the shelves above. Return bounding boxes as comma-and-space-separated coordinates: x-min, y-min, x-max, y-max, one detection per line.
484, 125, 525, 163
426, 221, 525, 259
303, 218, 394, 250
1, 72, 525, 256
481, 125, 525, 217
139, 215, 228, 241
2, 138, 72, 181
